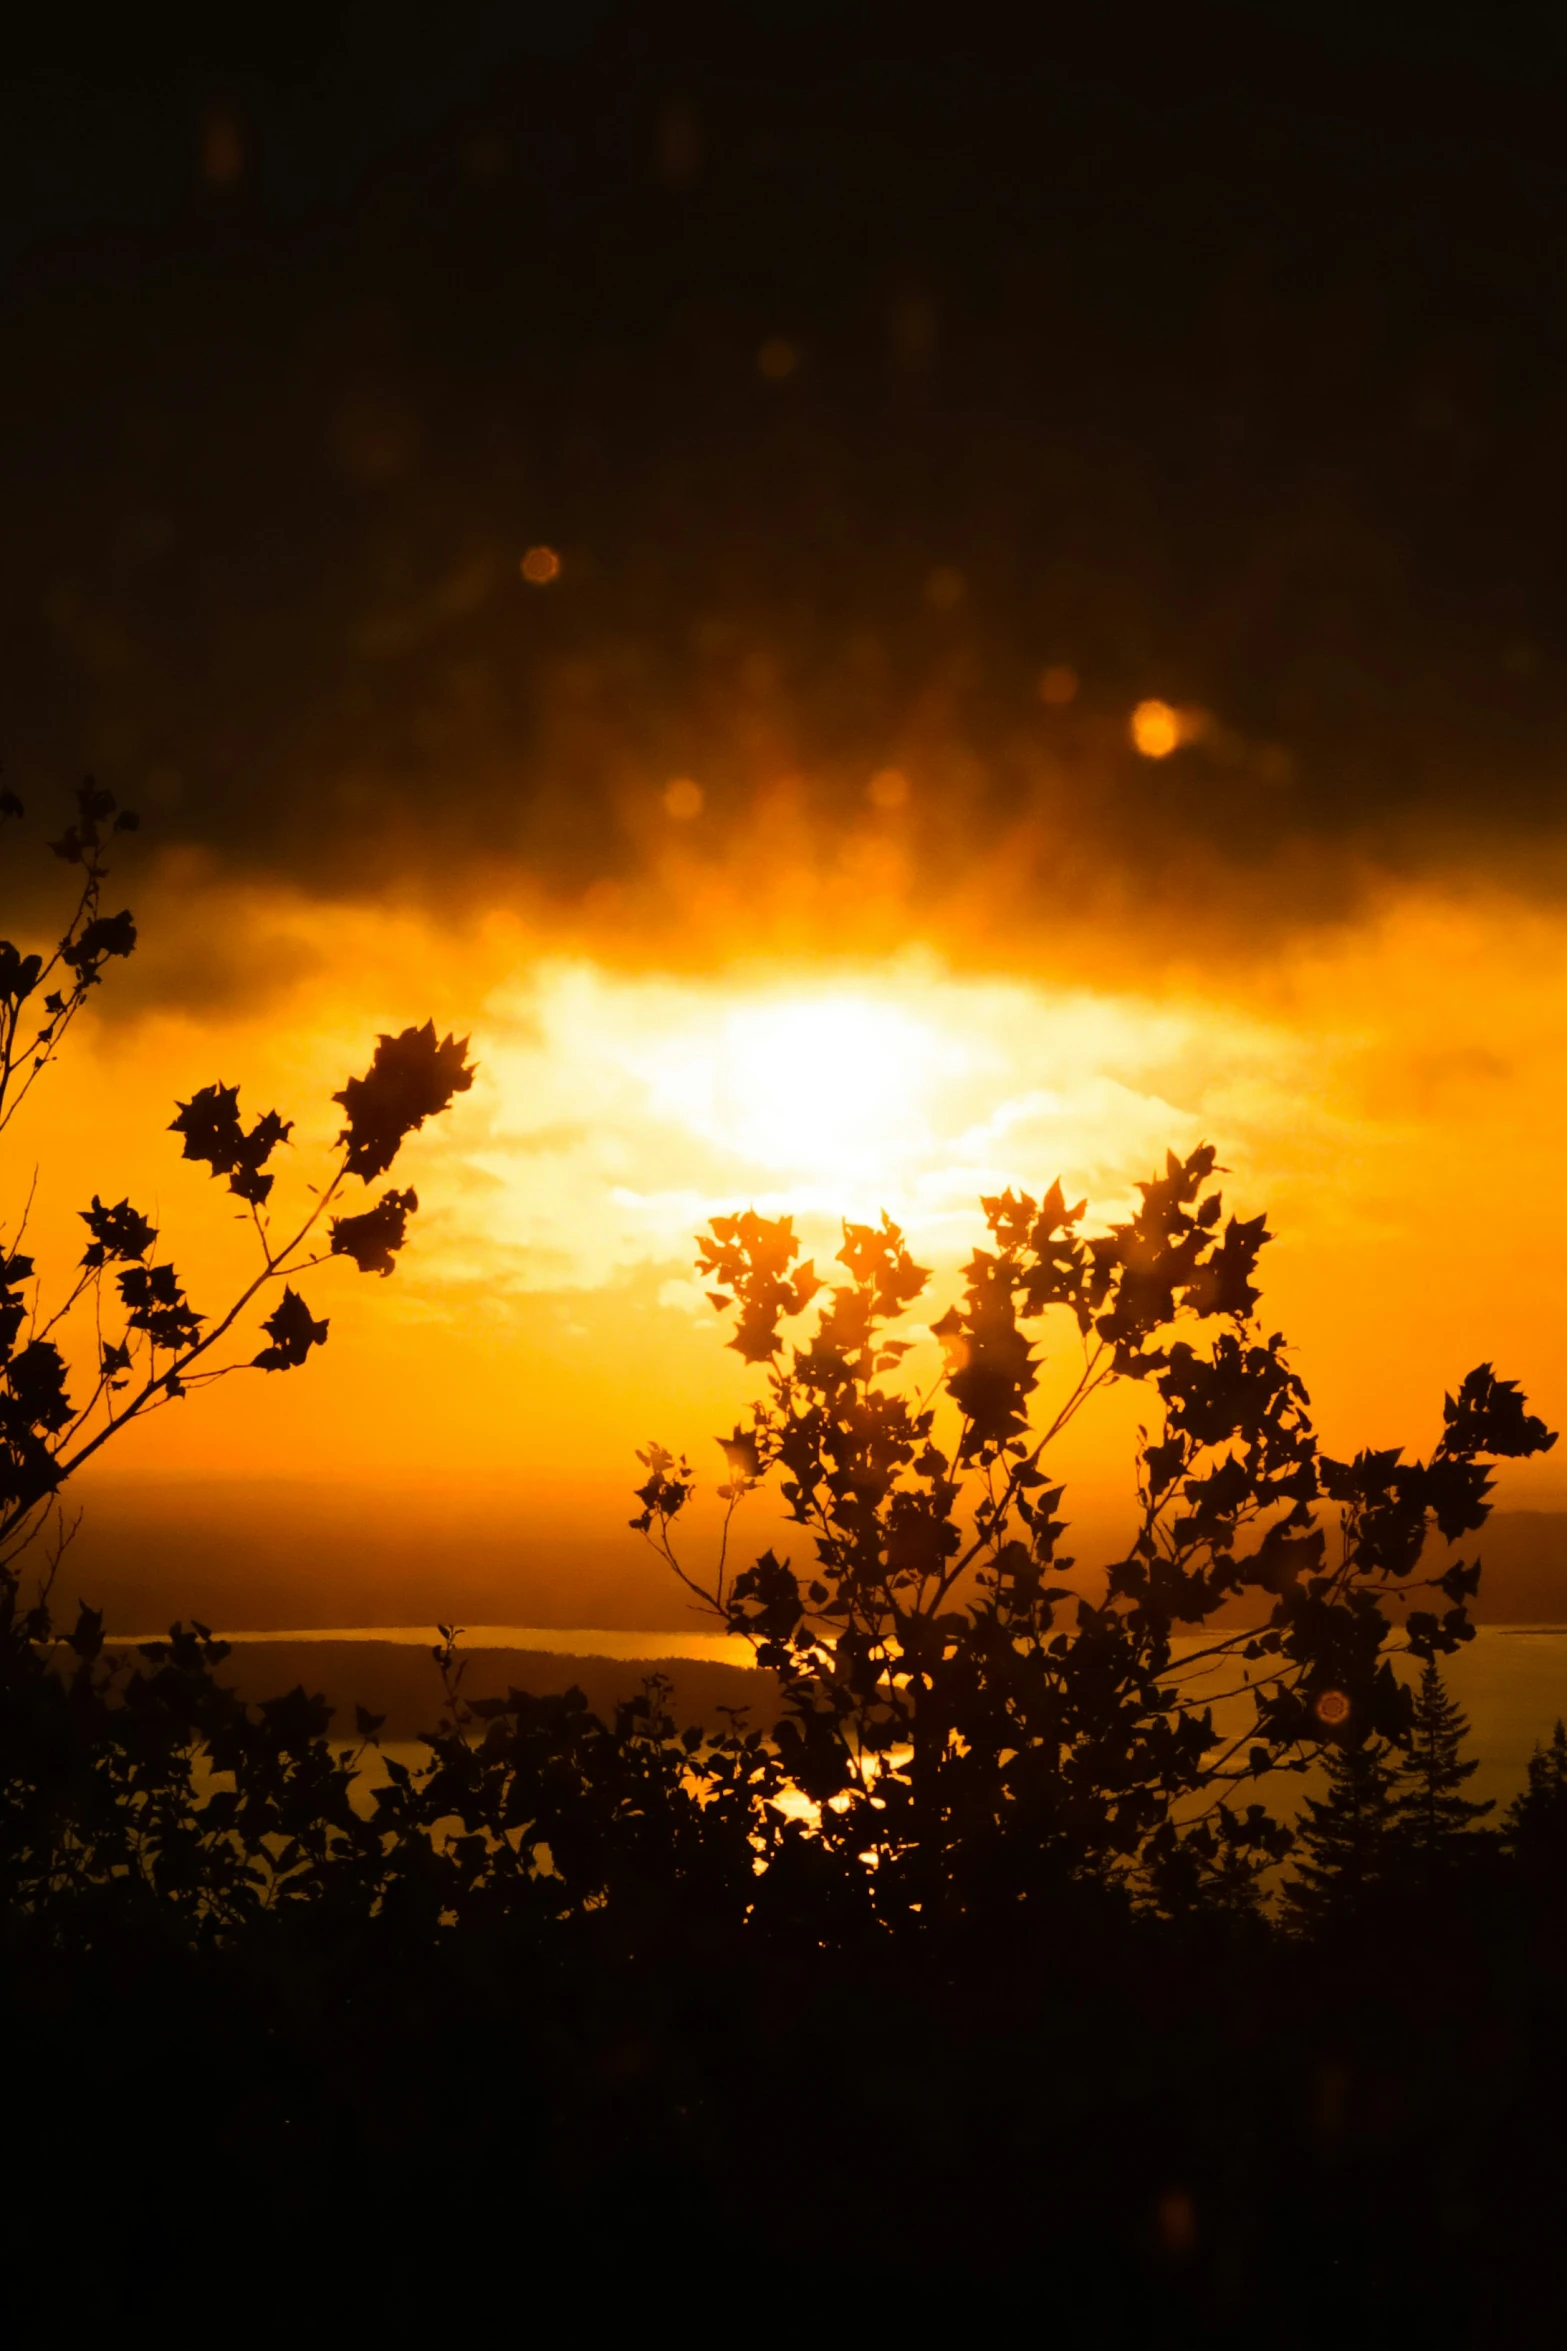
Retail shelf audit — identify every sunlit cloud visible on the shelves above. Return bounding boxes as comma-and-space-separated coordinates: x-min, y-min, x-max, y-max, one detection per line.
426, 958, 1296, 1294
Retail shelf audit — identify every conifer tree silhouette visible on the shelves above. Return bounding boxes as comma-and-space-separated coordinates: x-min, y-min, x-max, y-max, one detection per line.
1282, 1736, 1399, 1926
1390, 1661, 1492, 1880
1505, 1718, 1567, 1877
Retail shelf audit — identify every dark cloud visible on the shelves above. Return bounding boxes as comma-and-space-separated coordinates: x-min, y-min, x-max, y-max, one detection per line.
7, 12, 1567, 953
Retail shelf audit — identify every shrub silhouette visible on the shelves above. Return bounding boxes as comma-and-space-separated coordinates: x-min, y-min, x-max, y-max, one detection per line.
632, 1178, 1555, 1920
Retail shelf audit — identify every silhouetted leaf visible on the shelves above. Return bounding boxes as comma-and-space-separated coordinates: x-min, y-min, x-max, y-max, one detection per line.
333, 1021, 475, 1181
118, 1261, 204, 1349
329, 1188, 418, 1276
60, 909, 137, 974
0, 943, 43, 1005
717, 1427, 763, 1484
79, 1195, 158, 1267
252, 1286, 329, 1371
169, 1086, 292, 1204
4, 1339, 72, 1433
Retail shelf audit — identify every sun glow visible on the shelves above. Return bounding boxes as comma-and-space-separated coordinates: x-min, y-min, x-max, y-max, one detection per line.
634, 991, 955, 1184
27, 875, 1567, 1533
459, 958, 1268, 1292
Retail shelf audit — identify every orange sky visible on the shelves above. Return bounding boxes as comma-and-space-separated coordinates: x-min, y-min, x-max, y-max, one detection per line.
12, 829, 1565, 1629
8, 20, 1567, 1640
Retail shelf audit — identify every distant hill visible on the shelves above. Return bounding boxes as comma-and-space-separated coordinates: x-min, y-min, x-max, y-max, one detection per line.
1192, 1514, 1567, 1629
75, 1510, 1567, 1746
59, 1508, 1567, 1696
98, 1639, 780, 1741
1460, 1513, 1567, 1623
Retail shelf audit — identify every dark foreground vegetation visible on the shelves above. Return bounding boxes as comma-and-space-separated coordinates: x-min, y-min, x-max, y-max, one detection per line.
4, 788, 1567, 2339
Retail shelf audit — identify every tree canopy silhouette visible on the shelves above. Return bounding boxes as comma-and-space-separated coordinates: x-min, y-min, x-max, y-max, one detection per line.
633, 1170, 1554, 1918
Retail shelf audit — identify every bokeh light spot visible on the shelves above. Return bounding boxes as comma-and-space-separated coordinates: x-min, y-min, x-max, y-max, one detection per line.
202, 111, 244, 187
656, 99, 701, 185
663, 778, 703, 821
1156, 2190, 1198, 2255
1131, 699, 1182, 758
1040, 664, 1079, 707
520, 546, 561, 585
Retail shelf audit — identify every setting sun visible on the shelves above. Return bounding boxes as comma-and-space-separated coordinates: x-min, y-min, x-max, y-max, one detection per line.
633, 990, 949, 1183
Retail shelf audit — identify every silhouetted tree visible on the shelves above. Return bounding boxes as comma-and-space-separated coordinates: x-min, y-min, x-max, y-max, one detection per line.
1505, 1718, 1567, 1878
635, 1172, 1555, 1921
1281, 1736, 1400, 1926
1390, 1660, 1492, 1881
3, 777, 1563, 1974
0, 782, 475, 1590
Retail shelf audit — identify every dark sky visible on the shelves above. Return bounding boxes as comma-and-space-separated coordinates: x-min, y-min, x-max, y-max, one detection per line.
7, 9, 1567, 937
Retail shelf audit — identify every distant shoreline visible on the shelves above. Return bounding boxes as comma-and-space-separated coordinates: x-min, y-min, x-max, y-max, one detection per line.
62, 1624, 1567, 1782
103, 1620, 1567, 1656
102, 1623, 755, 1662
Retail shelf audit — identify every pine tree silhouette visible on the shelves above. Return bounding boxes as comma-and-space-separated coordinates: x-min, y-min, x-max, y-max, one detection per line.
1282, 1736, 1400, 1927
1505, 1718, 1567, 1877
1390, 1661, 1492, 1880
